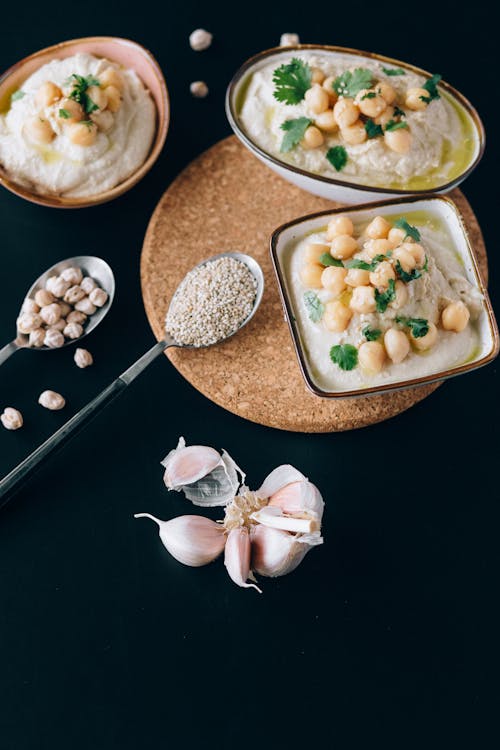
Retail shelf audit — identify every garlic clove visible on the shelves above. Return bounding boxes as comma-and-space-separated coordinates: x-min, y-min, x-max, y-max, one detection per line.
268, 480, 324, 522
257, 464, 307, 499
224, 528, 262, 593
250, 506, 319, 535
251, 524, 310, 577
134, 513, 226, 567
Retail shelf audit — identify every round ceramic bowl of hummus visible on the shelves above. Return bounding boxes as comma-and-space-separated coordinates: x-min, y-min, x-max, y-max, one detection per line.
0, 37, 169, 208
270, 196, 498, 398
226, 46, 485, 203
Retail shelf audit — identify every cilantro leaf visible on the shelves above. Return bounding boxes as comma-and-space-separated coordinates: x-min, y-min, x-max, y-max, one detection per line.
361, 91, 377, 100
396, 316, 429, 338
422, 73, 442, 101
280, 117, 312, 153
330, 344, 358, 371
375, 278, 396, 312
395, 262, 422, 283
58, 108, 70, 119
333, 68, 373, 98
67, 73, 102, 114
394, 217, 421, 241
423, 255, 429, 272
11, 90, 25, 102
345, 258, 372, 271
319, 253, 344, 268
326, 146, 348, 172
272, 58, 312, 105
303, 291, 324, 322
381, 67, 406, 76
393, 106, 406, 118
420, 95, 432, 104
365, 119, 383, 139
384, 120, 408, 132
363, 326, 382, 342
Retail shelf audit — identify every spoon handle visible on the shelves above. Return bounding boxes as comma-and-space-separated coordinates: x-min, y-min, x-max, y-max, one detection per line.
0, 341, 19, 367
0, 340, 168, 506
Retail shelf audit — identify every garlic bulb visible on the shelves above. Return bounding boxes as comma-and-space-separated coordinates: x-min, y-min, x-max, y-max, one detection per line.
161, 436, 243, 507
134, 513, 226, 567
251, 525, 309, 577
224, 527, 261, 593
250, 506, 319, 534
258, 464, 324, 523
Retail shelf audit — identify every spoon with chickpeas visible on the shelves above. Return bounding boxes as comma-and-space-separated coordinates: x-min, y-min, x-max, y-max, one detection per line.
0, 255, 115, 367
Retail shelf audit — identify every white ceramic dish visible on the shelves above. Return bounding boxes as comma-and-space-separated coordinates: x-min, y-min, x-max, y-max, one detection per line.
226, 45, 485, 204
270, 195, 498, 398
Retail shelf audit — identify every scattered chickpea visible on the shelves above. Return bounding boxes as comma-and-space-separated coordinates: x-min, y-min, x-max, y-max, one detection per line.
384, 127, 412, 154
365, 216, 391, 240
89, 288, 109, 308
98, 67, 124, 91
104, 85, 122, 113
341, 121, 367, 145
389, 280, 409, 310
189, 28, 213, 51
392, 247, 417, 272
301, 125, 324, 149
36, 81, 62, 108
410, 322, 438, 351
64, 285, 86, 304
323, 301, 352, 332
40, 303, 62, 326
345, 268, 370, 287
321, 266, 348, 295
280, 32, 300, 47
304, 243, 330, 263
1, 407, 23, 431
333, 98, 359, 128
74, 348, 93, 369
44, 328, 65, 348
356, 90, 386, 118
384, 328, 410, 363
315, 110, 338, 133
349, 286, 376, 314
377, 82, 397, 105
405, 87, 429, 111
24, 116, 55, 145
190, 81, 209, 99
326, 215, 354, 240
358, 341, 386, 374
17, 312, 42, 334
67, 121, 98, 147
300, 263, 323, 288
441, 301, 470, 332
38, 390, 66, 411
330, 234, 358, 260
369, 261, 396, 289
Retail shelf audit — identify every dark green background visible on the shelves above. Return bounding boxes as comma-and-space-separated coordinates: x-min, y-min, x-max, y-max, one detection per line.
1, 1, 498, 747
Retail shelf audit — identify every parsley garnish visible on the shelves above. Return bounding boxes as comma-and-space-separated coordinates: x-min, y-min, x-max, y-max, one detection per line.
326, 146, 348, 172
394, 217, 421, 241
280, 117, 312, 153
361, 91, 377, 100
384, 120, 408, 132
393, 106, 406, 118
375, 278, 396, 312
365, 119, 384, 139
396, 316, 429, 338
319, 253, 344, 268
394, 262, 422, 283
272, 58, 312, 105
381, 67, 406, 76
58, 108, 70, 119
345, 254, 389, 271
363, 326, 382, 342
66, 74, 101, 114
422, 73, 442, 102
303, 291, 324, 322
423, 255, 429, 272
11, 90, 25, 102
333, 68, 373, 98
330, 344, 358, 371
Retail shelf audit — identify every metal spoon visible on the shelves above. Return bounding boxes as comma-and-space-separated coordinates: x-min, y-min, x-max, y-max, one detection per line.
0, 256, 115, 366
0, 252, 264, 504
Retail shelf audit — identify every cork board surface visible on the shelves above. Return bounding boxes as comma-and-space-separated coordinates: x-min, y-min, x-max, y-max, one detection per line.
141, 136, 487, 433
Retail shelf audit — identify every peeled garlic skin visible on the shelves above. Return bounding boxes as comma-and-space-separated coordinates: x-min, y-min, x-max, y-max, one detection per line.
251, 525, 309, 578
134, 513, 226, 567
224, 528, 261, 592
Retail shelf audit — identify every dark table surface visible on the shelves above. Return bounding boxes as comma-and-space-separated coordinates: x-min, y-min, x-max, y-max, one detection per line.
1, 2, 498, 748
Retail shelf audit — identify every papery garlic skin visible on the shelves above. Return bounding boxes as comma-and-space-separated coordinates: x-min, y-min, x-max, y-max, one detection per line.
134, 513, 226, 567
224, 527, 261, 593
251, 525, 310, 577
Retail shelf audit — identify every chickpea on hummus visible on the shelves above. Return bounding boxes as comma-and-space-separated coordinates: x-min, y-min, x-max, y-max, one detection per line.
0, 53, 156, 197
285, 211, 482, 390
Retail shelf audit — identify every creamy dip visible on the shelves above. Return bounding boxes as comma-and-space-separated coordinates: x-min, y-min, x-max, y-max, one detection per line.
0, 53, 156, 197
282, 211, 482, 391
239, 52, 476, 190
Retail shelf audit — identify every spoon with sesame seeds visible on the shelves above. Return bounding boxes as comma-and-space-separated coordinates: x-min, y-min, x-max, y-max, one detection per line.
0, 253, 264, 505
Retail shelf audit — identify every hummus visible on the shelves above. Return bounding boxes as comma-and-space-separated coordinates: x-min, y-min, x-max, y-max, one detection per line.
238, 51, 476, 191
282, 210, 482, 391
0, 53, 156, 197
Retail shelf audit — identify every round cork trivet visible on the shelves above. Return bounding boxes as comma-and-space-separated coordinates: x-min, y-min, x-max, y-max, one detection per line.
141, 136, 487, 433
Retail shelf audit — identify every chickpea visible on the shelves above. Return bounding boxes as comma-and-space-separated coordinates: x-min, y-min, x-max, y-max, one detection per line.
304, 84, 330, 115
369, 260, 396, 289
50, 319, 66, 332
389, 280, 409, 310
441, 301, 470, 332
330, 234, 358, 260
363, 238, 393, 259
333, 98, 359, 128
67, 121, 98, 147
104, 85, 122, 112
44, 328, 65, 349
311, 67, 326, 85
91, 109, 114, 132
301, 125, 324, 149
17, 312, 42, 333
388, 226, 407, 246
405, 242, 426, 267
356, 90, 387, 118
58, 97, 83, 124
64, 285, 86, 304
60, 267, 83, 285
374, 105, 395, 127
40, 303, 62, 326
38, 390, 65, 411
29, 328, 45, 348
36, 81, 62, 108
86, 85, 108, 111
80, 276, 98, 295
345, 268, 370, 287
315, 110, 338, 133
22, 298, 40, 314
365, 216, 391, 240
24, 116, 55, 145
58, 301, 72, 317
410, 322, 438, 351
300, 263, 323, 287
384, 127, 412, 154
349, 285, 376, 314
63, 322, 84, 340
322, 76, 338, 103
323, 301, 352, 332
392, 247, 416, 272
358, 341, 386, 374
34, 289, 55, 307
75, 298, 96, 315
384, 328, 410, 363
405, 87, 429, 111
304, 243, 330, 263
1, 407, 23, 431
326, 215, 354, 240
341, 120, 367, 145
321, 266, 348, 295
74, 348, 93, 369
46, 276, 70, 298
89, 288, 108, 307
377, 82, 397, 105
66, 310, 87, 325
99, 67, 124, 91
